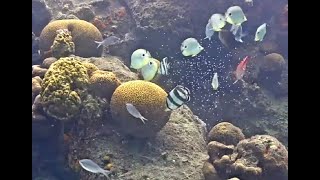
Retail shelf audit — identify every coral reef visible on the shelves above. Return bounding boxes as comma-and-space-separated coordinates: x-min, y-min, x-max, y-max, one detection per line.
39, 19, 103, 57
32, 0, 52, 36
79, 55, 139, 82
204, 122, 287, 180
203, 161, 223, 180
50, 29, 75, 59
72, 5, 95, 22
207, 122, 245, 146
32, 76, 42, 101
32, 65, 48, 78
68, 106, 207, 180
82, 61, 99, 76
214, 135, 288, 180
89, 70, 121, 100
41, 57, 58, 69
40, 57, 89, 121
110, 80, 170, 138
207, 141, 234, 162
260, 53, 286, 73
259, 41, 280, 54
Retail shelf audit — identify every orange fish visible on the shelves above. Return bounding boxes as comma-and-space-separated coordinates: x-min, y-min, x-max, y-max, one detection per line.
233, 56, 250, 84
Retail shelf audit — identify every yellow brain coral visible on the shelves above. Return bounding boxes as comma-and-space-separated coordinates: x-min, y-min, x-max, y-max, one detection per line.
39, 19, 103, 57
89, 70, 121, 100
82, 62, 99, 77
208, 122, 245, 146
51, 29, 75, 59
110, 80, 170, 138
40, 57, 89, 121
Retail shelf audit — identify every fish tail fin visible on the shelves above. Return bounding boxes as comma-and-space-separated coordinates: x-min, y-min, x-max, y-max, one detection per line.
235, 37, 243, 43
101, 170, 111, 179
94, 41, 103, 48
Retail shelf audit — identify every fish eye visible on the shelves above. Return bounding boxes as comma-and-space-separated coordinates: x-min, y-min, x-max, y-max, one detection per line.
257, 32, 260, 34
229, 13, 232, 16
149, 61, 153, 65
142, 54, 145, 57
184, 45, 187, 48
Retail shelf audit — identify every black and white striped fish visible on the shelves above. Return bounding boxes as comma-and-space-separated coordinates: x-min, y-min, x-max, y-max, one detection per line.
165, 85, 191, 111
158, 57, 170, 75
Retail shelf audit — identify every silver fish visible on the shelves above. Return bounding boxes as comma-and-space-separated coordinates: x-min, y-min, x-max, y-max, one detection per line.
211, 72, 219, 90
95, 35, 121, 48
79, 159, 111, 179
158, 57, 170, 75
126, 103, 148, 124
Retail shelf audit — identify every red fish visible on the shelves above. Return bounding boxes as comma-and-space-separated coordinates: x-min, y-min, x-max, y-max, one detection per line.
233, 56, 250, 84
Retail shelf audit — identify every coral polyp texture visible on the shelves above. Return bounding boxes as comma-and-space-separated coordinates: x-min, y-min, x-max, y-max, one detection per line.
207, 122, 245, 146
110, 80, 170, 138
39, 19, 103, 57
40, 57, 89, 121
89, 70, 121, 100
50, 29, 75, 59
214, 135, 288, 180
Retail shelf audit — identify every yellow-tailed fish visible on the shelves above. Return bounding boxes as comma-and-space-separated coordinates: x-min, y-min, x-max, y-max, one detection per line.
130, 49, 152, 69
140, 58, 159, 81
254, 23, 267, 42
225, 6, 247, 26
181, 38, 204, 57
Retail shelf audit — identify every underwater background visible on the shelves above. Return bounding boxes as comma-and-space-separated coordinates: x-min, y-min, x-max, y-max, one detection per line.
32, 0, 288, 179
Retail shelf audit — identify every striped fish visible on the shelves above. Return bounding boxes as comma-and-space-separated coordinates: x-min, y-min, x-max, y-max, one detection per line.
165, 85, 191, 111
158, 57, 170, 75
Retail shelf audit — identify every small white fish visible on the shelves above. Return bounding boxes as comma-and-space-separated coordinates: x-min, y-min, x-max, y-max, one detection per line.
79, 159, 111, 179
231, 25, 247, 43
255, 23, 267, 42
130, 49, 152, 69
181, 38, 204, 57
210, 13, 226, 31
211, 72, 219, 90
225, 6, 247, 26
126, 103, 148, 124
95, 35, 121, 48
205, 20, 214, 40
158, 57, 170, 75
124, 32, 135, 41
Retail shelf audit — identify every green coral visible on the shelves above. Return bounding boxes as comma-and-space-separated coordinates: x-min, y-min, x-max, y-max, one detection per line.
40, 57, 89, 121
50, 29, 75, 59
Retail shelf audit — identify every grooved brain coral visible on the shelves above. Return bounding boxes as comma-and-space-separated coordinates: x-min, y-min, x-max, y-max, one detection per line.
89, 70, 121, 101
40, 57, 89, 121
39, 19, 103, 57
110, 80, 170, 138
